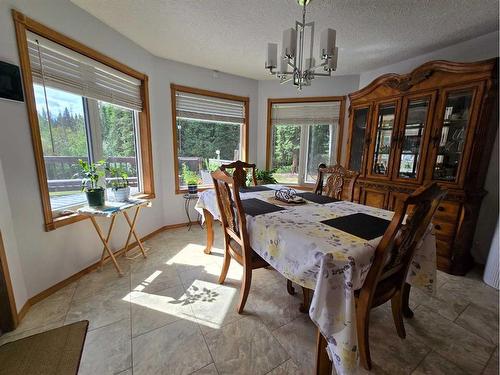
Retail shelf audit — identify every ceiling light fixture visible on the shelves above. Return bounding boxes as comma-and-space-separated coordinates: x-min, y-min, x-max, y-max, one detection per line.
265, 0, 338, 90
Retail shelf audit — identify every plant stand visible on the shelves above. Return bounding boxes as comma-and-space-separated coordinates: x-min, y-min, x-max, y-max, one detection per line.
183, 193, 202, 231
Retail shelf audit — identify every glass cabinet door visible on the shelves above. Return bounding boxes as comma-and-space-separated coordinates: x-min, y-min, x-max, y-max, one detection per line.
396, 98, 430, 180
371, 103, 397, 176
348, 107, 369, 172
432, 90, 474, 182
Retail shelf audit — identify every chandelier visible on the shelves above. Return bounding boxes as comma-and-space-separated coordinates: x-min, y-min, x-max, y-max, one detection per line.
265, 0, 338, 90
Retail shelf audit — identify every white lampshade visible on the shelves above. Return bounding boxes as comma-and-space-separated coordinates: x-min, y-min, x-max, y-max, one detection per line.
325, 47, 338, 71
282, 28, 297, 58
266, 43, 278, 69
279, 58, 289, 74
320, 29, 336, 59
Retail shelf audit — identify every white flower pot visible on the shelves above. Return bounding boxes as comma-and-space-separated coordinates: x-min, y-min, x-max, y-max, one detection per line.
112, 186, 130, 202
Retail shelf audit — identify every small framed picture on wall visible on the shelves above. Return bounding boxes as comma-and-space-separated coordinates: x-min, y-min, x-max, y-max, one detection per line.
0, 61, 24, 102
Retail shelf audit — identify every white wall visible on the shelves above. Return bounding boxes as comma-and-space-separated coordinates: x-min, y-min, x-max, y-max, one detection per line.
256, 76, 360, 169
0, 159, 28, 311
0, 0, 258, 304
359, 31, 499, 264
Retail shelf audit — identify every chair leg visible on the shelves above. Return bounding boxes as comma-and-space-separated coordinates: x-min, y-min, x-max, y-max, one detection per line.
237, 267, 252, 314
356, 305, 372, 370
402, 282, 414, 318
300, 287, 311, 313
391, 291, 406, 339
218, 248, 231, 284
287, 279, 296, 295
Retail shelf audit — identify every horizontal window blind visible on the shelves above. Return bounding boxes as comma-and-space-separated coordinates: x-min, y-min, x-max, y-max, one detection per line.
272, 101, 340, 125
176, 92, 245, 124
27, 31, 142, 111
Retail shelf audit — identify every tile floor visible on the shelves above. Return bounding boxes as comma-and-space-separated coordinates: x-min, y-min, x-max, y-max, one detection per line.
0, 225, 498, 375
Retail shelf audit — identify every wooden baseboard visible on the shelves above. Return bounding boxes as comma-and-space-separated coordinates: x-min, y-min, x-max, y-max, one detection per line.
20, 221, 190, 320
17, 300, 31, 322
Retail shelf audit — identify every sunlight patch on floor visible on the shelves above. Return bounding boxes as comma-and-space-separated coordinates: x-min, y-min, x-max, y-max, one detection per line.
124, 278, 237, 330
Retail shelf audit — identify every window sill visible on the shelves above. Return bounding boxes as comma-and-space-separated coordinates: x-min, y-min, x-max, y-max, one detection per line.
45, 192, 156, 231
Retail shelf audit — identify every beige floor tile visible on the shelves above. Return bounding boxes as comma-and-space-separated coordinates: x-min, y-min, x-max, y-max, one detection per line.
367, 306, 431, 374
130, 258, 182, 293
130, 285, 196, 337
482, 348, 499, 375
246, 282, 302, 331
187, 279, 246, 335
65, 287, 130, 331
412, 351, 468, 375
272, 315, 316, 373
409, 285, 469, 321
406, 305, 495, 374
455, 303, 499, 345
72, 261, 130, 302
11, 283, 76, 334
132, 319, 212, 375
79, 318, 131, 375
205, 316, 289, 375
266, 359, 305, 375
191, 363, 219, 375
439, 278, 499, 313
0, 320, 65, 346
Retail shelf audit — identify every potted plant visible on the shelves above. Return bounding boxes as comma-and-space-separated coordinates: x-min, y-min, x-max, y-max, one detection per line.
75, 159, 105, 207
106, 166, 130, 202
182, 164, 200, 195
254, 169, 278, 185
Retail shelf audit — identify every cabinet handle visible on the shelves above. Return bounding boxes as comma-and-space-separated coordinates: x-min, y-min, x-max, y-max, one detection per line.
434, 224, 442, 230
437, 206, 445, 212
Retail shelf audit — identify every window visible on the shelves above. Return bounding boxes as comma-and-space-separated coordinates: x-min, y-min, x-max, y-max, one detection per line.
171, 84, 249, 193
267, 98, 345, 185
13, 11, 154, 230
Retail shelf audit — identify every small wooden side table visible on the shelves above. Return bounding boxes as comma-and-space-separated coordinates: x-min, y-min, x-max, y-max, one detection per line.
77, 199, 151, 276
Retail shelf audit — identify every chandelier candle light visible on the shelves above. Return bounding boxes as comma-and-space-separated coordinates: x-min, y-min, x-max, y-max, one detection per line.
265, 0, 338, 90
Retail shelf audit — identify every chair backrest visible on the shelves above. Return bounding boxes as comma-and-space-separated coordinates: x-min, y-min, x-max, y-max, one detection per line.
358, 182, 446, 306
211, 169, 252, 260
313, 163, 360, 202
220, 160, 257, 188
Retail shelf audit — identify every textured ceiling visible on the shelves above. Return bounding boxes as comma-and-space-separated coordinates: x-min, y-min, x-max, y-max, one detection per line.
71, 0, 499, 80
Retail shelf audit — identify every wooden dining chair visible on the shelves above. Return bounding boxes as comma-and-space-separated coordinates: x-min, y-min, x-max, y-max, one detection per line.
355, 182, 446, 370
220, 160, 257, 188
211, 169, 269, 313
313, 163, 359, 202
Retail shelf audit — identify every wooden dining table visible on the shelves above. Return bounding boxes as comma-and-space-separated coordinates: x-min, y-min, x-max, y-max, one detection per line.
195, 184, 437, 375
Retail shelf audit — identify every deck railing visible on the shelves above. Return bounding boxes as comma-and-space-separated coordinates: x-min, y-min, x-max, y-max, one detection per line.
44, 155, 138, 192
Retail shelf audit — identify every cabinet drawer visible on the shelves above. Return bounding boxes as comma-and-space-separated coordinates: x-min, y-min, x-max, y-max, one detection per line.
434, 201, 461, 223
432, 218, 456, 238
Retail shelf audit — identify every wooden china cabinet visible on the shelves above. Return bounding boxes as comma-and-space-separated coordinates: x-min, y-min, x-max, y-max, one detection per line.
346, 59, 498, 275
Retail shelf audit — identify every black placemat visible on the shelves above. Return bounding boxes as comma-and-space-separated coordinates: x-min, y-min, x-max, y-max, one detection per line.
239, 185, 272, 193
241, 198, 285, 216
321, 213, 391, 240
296, 192, 340, 204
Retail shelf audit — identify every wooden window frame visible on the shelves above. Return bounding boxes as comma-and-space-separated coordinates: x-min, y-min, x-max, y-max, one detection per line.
171, 84, 249, 194
265, 96, 346, 186
12, 10, 155, 231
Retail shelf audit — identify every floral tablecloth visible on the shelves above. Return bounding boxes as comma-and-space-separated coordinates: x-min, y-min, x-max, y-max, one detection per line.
195, 185, 436, 375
